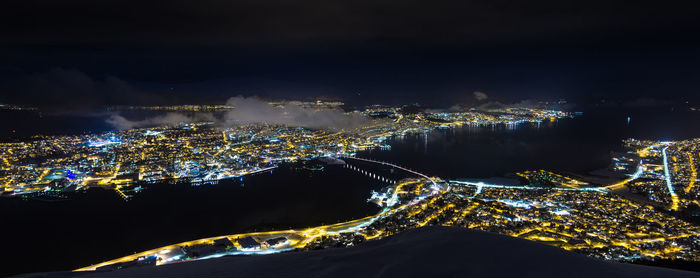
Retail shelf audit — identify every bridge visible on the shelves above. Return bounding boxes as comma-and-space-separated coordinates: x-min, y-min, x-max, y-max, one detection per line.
344, 163, 397, 184
341, 156, 439, 188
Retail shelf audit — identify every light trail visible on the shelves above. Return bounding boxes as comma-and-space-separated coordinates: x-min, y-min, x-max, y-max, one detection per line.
685, 152, 697, 193
449, 180, 608, 193
395, 114, 403, 123
311, 130, 344, 140
35, 168, 51, 184
97, 164, 121, 185
604, 164, 644, 190
661, 146, 680, 211
114, 186, 129, 200
242, 166, 277, 176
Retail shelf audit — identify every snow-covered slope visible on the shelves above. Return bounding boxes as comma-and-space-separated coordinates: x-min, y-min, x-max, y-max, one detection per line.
17, 226, 699, 278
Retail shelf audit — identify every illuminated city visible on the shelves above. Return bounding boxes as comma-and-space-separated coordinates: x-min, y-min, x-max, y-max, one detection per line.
1, 105, 569, 200
3, 103, 700, 276
3, 0, 700, 277
72, 137, 700, 271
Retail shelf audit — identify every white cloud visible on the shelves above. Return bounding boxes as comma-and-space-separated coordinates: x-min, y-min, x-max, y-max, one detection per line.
106, 112, 215, 129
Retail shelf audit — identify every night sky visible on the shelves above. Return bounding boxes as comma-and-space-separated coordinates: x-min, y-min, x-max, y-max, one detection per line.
1, 0, 699, 110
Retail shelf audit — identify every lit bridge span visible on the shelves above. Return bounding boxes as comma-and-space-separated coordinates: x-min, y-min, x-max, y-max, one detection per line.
344, 163, 397, 184
341, 156, 439, 188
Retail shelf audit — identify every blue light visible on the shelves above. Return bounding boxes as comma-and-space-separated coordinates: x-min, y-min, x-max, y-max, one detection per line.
66, 170, 76, 180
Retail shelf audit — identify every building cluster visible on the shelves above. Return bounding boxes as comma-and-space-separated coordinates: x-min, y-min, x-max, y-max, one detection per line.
616, 138, 700, 211
1, 106, 568, 199
82, 167, 700, 271
321, 138, 700, 262
301, 178, 700, 262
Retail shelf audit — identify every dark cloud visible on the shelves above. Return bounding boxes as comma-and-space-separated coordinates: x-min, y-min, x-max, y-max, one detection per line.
473, 91, 488, 101
624, 97, 674, 107
1, 1, 699, 106
0, 68, 162, 112
1, 0, 698, 48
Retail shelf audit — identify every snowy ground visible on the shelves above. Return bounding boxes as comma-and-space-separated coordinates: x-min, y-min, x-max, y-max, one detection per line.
17, 226, 698, 278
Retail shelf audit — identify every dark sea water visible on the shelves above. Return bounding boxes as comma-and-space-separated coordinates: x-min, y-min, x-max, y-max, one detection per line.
1, 107, 700, 276
362, 107, 700, 179
0, 166, 386, 276
0, 111, 113, 140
